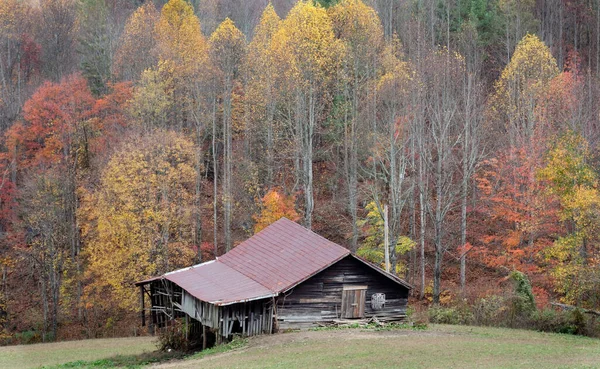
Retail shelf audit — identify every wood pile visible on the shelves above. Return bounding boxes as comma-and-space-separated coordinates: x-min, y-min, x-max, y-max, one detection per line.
315, 316, 405, 328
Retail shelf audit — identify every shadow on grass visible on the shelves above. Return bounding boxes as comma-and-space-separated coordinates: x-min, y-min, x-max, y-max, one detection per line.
42, 336, 249, 369
42, 350, 187, 369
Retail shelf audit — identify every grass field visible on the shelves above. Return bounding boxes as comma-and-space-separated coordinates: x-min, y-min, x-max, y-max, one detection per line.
0, 336, 156, 369
2, 325, 600, 369
169, 325, 600, 369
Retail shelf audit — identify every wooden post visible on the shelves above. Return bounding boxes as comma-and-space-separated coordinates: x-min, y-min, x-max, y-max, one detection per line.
384, 204, 390, 272
202, 324, 207, 350
185, 314, 189, 340
140, 286, 146, 327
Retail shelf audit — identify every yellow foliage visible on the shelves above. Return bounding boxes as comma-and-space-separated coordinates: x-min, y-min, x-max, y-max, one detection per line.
270, 1, 345, 92
490, 34, 559, 139
128, 63, 175, 127
155, 0, 208, 69
356, 201, 415, 274
329, 0, 384, 71
209, 17, 246, 75
539, 132, 600, 306
0, 0, 27, 39
244, 4, 281, 138
83, 131, 198, 312
113, 2, 159, 80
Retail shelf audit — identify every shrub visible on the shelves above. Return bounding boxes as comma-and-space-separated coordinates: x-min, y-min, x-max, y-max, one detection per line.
157, 319, 190, 352
532, 309, 577, 334
471, 295, 506, 327
13, 330, 42, 344
428, 305, 472, 325
508, 271, 536, 317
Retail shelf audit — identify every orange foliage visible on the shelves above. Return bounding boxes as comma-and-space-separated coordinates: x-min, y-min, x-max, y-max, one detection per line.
472, 146, 559, 276
5, 74, 94, 169
532, 286, 550, 309
4, 75, 133, 170
253, 189, 299, 233
89, 81, 133, 154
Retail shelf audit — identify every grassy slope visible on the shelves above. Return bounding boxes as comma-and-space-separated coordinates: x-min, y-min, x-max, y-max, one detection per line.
0, 336, 155, 369
2, 325, 600, 369
160, 325, 600, 369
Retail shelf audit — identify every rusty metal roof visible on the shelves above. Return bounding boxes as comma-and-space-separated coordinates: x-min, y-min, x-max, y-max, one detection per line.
218, 218, 350, 292
136, 218, 411, 306
163, 261, 276, 305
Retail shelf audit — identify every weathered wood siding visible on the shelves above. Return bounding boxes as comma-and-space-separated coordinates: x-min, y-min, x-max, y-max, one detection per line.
147, 279, 274, 340
276, 256, 409, 330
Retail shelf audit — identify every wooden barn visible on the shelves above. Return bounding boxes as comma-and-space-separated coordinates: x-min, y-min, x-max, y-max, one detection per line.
136, 218, 412, 344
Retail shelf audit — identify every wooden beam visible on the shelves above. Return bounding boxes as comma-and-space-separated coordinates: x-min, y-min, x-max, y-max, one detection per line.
140, 286, 146, 327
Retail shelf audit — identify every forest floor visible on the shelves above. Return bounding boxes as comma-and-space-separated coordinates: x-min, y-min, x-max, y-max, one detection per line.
3, 325, 600, 369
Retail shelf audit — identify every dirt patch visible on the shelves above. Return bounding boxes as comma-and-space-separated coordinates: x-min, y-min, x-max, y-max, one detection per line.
248, 328, 451, 347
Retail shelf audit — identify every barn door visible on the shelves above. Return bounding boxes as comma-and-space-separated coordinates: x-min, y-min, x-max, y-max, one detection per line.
341, 285, 367, 318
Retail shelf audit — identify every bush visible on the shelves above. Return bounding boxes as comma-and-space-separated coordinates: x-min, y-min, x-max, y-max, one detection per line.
13, 330, 42, 344
508, 271, 536, 318
471, 295, 506, 327
428, 305, 472, 325
157, 319, 191, 352
532, 309, 578, 334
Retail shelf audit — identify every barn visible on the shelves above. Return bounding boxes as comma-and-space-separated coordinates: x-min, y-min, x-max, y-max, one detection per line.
135, 218, 412, 345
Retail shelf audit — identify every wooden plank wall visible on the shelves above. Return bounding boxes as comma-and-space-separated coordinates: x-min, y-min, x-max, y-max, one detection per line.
220, 299, 274, 338
147, 280, 274, 341
277, 256, 409, 330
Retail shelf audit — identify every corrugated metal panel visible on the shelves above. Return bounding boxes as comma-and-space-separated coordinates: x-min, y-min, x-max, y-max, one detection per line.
218, 218, 351, 293
163, 260, 276, 306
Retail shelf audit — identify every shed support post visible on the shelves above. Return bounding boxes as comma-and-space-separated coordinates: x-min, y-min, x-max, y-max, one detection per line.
140, 286, 146, 327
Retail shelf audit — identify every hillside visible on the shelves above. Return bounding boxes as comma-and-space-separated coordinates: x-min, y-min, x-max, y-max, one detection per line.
159, 326, 600, 369
2, 0, 600, 342
5, 326, 600, 369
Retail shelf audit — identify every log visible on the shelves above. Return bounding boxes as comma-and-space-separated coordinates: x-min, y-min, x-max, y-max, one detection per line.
551, 302, 600, 316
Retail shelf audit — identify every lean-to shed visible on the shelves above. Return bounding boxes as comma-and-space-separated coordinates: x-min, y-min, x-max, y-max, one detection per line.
135, 218, 412, 342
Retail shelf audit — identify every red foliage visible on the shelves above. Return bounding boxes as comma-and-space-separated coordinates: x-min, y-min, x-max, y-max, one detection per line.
5, 74, 95, 169
19, 33, 41, 78
89, 81, 133, 155
471, 145, 560, 277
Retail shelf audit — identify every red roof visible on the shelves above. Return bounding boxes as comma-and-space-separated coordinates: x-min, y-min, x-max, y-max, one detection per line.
163, 261, 275, 305
137, 218, 410, 306
218, 218, 350, 292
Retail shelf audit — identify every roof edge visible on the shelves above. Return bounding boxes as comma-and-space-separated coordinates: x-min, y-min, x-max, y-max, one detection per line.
350, 254, 414, 290
134, 276, 162, 286
213, 293, 278, 306
281, 250, 351, 293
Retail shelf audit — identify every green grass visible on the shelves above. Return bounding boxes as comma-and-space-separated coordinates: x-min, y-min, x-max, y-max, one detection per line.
2, 325, 600, 369
164, 325, 600, 369
0, 336, 155, 369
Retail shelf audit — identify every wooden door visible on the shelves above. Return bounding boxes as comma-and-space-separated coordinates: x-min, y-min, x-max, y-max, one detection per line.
341, 286, 367, 318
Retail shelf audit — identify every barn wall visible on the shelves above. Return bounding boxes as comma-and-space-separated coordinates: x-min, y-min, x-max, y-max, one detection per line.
147, 280, 274, 340
276, 256, 409, 330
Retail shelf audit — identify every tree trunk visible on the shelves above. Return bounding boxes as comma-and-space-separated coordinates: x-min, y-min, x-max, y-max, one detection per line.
303, 88, 315, 229
212, 96, 219, 257
223, 75, 232, 252
195, 144, 203, 263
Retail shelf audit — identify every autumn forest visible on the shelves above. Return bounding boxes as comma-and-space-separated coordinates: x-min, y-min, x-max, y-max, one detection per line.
1, 0, 600, 342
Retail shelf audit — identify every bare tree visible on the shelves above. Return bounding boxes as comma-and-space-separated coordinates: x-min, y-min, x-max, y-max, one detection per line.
420, 50, 465, 304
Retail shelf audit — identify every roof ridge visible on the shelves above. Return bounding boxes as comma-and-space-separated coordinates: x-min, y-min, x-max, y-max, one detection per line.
278, 218, 348, 246
220, 218, 351, 293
